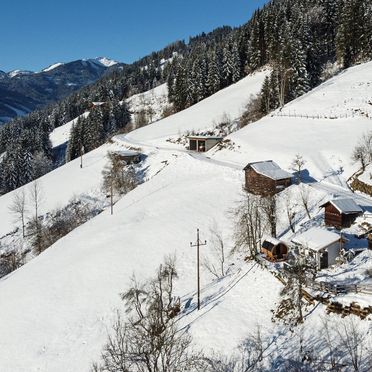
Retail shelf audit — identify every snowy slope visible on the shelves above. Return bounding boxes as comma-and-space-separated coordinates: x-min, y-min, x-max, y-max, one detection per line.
127, 83, 169, 124
210, 62, 372, 185
0, 62, 372, 371
0, 142, 118, 238
50, 112, 90, 147
0, 151, 283, 371
126, 69, 269, 144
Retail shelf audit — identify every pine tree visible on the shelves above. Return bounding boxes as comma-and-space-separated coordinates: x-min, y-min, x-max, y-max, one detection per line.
222, 46, 233, 87
206, 50, 221, 95
231, 41, 241, 83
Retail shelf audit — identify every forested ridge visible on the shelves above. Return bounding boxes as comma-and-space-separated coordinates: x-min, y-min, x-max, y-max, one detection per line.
0, 0, 371, 194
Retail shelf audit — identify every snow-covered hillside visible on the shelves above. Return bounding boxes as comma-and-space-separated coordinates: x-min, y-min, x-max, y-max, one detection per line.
126, 69, 269, 144
0, 63, 372, 371
50, 112, 90, 148
127, 83, 169, 124
210, 62, 372, 185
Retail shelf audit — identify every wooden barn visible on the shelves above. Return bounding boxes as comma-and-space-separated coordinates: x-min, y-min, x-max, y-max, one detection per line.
320, 198, 363, 229
261, 237, 289, 262
244, 160, 292, 196
113, 150, 141, 165
292, 227, 343, 269
187, 136, 223, 152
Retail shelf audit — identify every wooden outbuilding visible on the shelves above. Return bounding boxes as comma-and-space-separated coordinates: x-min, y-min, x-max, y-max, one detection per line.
261, 237, 289, 262
244, 160, 292, 196
292, 227, 343, 269
320, 198, 363, 229
187, 136, 223, 152
113, 150, 141, 165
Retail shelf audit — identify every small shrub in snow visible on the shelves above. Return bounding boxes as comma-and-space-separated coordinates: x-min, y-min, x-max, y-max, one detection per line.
27, 200, 101, 255
239, 95, 264, 128
0, 250, 24, 277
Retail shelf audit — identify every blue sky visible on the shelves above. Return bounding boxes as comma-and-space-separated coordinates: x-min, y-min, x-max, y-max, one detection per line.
0, 0, 268, 72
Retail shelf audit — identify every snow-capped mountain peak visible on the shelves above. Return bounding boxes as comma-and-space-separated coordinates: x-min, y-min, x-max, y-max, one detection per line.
8, 69, 34, 78
42, 62, 65, 72
94, 56, 118, 67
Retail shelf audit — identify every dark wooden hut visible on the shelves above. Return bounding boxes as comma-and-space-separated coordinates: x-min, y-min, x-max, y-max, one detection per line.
244, 160, 292, 196
320, 198, 363, 229
261, 237, 289, 262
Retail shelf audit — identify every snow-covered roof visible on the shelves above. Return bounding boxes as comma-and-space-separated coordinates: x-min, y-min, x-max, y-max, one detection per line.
321, 198, 363, 214
187, 135, 224, 140
245, 160, 292, 180
292, 227, 341, 252
113, 150, 140, 157
262, 236, 288, 250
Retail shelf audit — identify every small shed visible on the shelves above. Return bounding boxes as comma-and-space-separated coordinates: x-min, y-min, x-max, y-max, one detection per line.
187, 136, 223, 152
292, 227, 343, 269
261, 237, 289, 262
320, 198, 363, 229
244, 160, 292, 196
113, 150, 141, 165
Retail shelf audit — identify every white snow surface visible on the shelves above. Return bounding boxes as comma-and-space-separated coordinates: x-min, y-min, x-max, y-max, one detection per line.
292, 227, 340, 251
126, 69, 268, 144
94, 57, 118, 67
248, 160, 292, 180
0, 63, 372, 371
7, 69, 33, 78
49, 112, 90, 148
126, 83, 169, 124
42, 62, 65, 72
210, 63, 372, 184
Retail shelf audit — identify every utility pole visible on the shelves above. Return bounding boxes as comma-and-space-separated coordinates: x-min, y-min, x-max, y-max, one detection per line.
190, 228, 207, 310
110, 178, 113, 215
80, 145, 85, 169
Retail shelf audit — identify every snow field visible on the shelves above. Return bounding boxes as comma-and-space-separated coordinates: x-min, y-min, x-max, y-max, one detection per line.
0, 62, 371, 370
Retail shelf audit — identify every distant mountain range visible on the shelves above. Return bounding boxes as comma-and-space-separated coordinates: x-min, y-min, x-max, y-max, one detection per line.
0, 57, 123, 124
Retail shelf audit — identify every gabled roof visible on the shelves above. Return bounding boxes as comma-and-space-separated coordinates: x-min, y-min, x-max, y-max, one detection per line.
113, 150, 140, 157
244, 160, 292, 181
320, 198, 363, 215
291, 227, 341, 252
187, 135, 224, 140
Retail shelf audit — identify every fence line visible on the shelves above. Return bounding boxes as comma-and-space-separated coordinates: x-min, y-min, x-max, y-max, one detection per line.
307, 279, 372, 296
272, 110, 372, 120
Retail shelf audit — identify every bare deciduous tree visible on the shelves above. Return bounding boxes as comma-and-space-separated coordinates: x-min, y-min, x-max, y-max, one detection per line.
94, 257, 207, 372
291, 154, 306, 184
102, 153, 138, 214
275, 253, 317, 326
352, 131, 372, 171
9, 189, 27, 237
260, 195, 277, 238
28, 181, 44, 254
203, 226, 226, 279
299, 184, 312, 219
336, 317, 367, 372
206, 326, 267, 372
233, 193, 265, 259
284, 191, 297, 233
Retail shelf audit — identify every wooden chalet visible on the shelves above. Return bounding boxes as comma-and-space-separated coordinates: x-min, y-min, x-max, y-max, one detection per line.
244, 160, 292, 196
292, 227, 343, 269
261, 237, 289, 262
113, 150, 141, 165
320, 198, 363, 229
187, 136, 223, 152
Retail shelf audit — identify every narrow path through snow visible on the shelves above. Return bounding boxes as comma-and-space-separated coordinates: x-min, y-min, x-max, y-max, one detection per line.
115, 134, 243, 170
